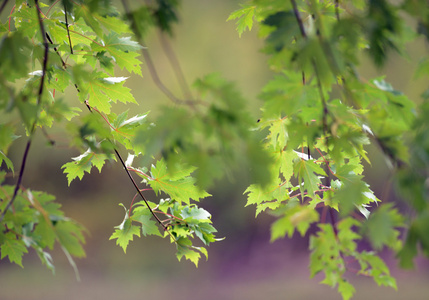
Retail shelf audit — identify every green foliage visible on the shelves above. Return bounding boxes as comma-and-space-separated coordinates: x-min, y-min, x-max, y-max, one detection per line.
1, 0, 429, 299
228, 0, 427, 298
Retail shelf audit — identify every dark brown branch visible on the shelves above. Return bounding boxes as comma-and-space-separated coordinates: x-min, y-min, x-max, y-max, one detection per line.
0, 0, 50, 223
0, 0, 9, 16
291, 0, 329, 132
335, 0, 340, 21
0, 140, 32, 223
114, 149, 168, 231
64, 4, 73, 54
291, 0, 307, 38
46, 32, 66, 68
35, 0, 49, 105
291, 0, 338, 241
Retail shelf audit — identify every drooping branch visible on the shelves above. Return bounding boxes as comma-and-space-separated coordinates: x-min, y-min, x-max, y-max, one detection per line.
0, 0, 9, 16
64, 3, 73, 54
120, 0, 204, 109
35, 0, 49, 106
0, 0, 49, 222
114, 149, 168, 231
158, 31, 193, 100
0, 140, 32, 223
290, 0, 338, 241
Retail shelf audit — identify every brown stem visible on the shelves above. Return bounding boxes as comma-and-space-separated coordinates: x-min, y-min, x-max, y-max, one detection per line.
114, 149, 168, 231
158, 31, 193, 100
0, 0, 49, 222
0, 0, 9, 15
64, 4, 73, 54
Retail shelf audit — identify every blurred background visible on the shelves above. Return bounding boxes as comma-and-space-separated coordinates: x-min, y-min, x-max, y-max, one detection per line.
1, 0, 429, 299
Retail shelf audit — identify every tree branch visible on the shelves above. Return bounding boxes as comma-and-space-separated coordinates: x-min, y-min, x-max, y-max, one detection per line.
114, 149, 168, 231
0, 0, 9, 16
0, 0, 49, 222
158, 30, 193, 100
64, 3, 73, 54
120, 0, 204, 108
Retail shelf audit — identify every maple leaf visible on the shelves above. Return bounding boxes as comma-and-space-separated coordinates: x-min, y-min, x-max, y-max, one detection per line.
109, 111, 148, 150
0, 233, 28, 267
62, 149, 109, 185
92, 32, 143, 75
109, 219, 141, 253
227, 5, 257, 37
148, 159, 211, 205
131, 207, 162, 237
175, 237, 201, 267
293, 159, 326, 197
79, 74, 137, 114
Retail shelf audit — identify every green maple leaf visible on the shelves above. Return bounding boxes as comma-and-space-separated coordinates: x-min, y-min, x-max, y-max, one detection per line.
361, 203, 404, 251
227, 5, 257, 37
109, 219, 141, 253
0, 233, 28, 267
175, 237, 201, 267
338, 279, 356, 300
92, 32, 143, 75
244, 179, 291, 216
74, 4, 103, 36
78, 74, 137, 114
293, 159, 326, 196
33, 217, 56, 250
192, 222, 217, 245
95, 15, 132, 34
131, 207, 162, 237
109, 111, 148, 149
270, 205, 319, 241
148, 159, 211, 205
267, 117, 288, 149
55, 221, 86, 258
62, 149, 109, 185
180, 206, 211, 222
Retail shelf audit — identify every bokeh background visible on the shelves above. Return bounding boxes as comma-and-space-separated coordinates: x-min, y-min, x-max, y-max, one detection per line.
1, 1, 429, 299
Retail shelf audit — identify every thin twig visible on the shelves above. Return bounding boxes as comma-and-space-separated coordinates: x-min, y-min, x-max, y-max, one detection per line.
335, 0, 340, 21
120, 0, 203, 108
64, 4, 73, 54
158, 31, 193, 100
114, 149, 168, 231
0, 140, 32, 223
291, 0, 339, 242
291, 0, 329, 132
0, 0, 49, 222
0, 0, 9, 16
46, 32, 66, 68
36, 0, 49, 105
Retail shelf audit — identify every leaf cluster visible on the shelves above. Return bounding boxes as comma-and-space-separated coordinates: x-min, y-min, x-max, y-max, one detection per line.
228, 0, 427, 299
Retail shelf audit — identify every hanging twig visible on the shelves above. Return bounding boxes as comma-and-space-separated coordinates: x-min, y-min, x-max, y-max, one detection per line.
158, 31, 193, 100
64, 3, 73, 54
0, 0, 49, 222
335, 0, 340, 21
120, 0, 204, 108
114, 149, 168, 231
290, 0, 339, 242
0, 0, 9, 16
